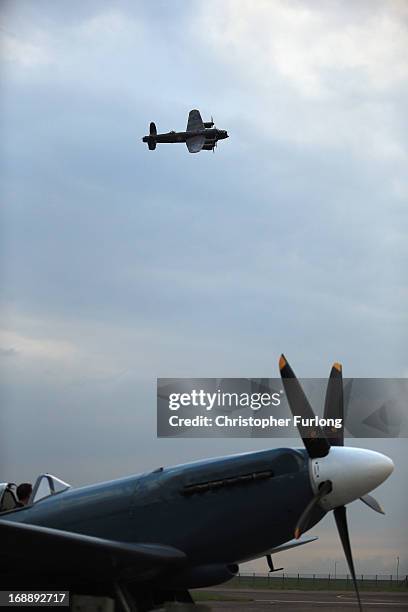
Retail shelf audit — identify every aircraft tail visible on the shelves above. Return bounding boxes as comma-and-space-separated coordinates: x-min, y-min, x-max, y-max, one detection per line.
147, 122, 157, 149
142, 122, 157, 150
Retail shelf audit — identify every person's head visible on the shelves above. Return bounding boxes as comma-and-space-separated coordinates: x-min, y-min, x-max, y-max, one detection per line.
16, 482, 32, 505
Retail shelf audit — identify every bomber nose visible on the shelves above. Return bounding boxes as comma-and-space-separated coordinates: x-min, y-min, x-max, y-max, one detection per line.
310, 447, 394, 511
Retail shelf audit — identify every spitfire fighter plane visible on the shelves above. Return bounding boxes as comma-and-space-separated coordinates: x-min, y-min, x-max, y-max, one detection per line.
0, 356, 394, 611
142, 109, 228, 153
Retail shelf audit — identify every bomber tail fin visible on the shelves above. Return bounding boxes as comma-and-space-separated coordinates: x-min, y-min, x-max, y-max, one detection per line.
142, 135, 156, 150
142, 122, 157, 150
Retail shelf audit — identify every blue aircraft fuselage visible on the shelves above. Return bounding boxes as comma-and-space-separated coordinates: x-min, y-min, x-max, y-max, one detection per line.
3, 447, 323, 570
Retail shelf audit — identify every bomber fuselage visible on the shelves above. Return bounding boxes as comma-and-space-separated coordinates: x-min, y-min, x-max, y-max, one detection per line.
142, 128, 228, 145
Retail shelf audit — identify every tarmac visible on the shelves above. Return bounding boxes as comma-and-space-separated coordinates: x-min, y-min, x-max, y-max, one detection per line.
196, 588, 408, 611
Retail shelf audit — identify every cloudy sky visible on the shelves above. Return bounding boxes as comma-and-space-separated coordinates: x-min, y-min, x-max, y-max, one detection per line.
1, 0, 407, 575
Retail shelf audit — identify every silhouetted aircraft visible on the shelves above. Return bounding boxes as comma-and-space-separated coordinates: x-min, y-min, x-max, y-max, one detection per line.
0, 356, 393, 611
142, 109, 228, 153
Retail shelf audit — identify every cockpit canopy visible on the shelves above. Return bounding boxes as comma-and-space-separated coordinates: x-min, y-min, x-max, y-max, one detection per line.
0, 483, 19, 512
0, 474, 71, 513
30, 474, 71, 504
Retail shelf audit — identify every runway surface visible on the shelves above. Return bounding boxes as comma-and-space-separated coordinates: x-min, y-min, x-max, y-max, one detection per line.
196, 588, 408, 611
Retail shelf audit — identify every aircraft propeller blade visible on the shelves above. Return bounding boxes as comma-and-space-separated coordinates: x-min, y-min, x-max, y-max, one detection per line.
359, 494, 385, 514
294, 480, 332, 539
323, 363, 344, 446
280, 355, 392, 611
279, 355, 330, 458
334, 505, 363, 612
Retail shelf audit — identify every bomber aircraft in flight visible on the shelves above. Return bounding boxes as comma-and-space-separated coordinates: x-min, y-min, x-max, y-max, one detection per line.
142, 109, 229, 153
0, 356, 394, 611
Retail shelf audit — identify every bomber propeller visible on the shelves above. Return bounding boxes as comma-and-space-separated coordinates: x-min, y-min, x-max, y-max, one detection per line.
279, 355, 394, 611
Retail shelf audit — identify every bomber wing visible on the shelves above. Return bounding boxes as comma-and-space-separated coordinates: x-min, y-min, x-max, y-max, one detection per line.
186, 109, 204, 132
186, 135, 206, 153
0, 519, 186, 582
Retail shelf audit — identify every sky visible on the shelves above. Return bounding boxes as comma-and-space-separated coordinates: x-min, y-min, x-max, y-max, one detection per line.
1, 0, 407, 576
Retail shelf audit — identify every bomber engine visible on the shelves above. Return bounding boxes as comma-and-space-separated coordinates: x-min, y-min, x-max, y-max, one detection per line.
202, 138, 216, 151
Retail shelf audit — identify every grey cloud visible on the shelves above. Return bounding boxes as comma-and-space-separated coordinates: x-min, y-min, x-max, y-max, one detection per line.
0, 347, 18, 357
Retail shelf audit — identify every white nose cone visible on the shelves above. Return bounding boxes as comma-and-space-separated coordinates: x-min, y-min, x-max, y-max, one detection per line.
309, 447, 394, 511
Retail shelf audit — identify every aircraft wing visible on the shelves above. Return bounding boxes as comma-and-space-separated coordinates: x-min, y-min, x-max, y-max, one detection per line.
0, 519, 186, 581
238, 536, 318, 563
186, 135, 206, 153
186, 109, 204, 132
